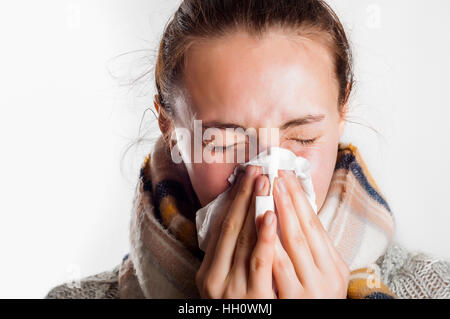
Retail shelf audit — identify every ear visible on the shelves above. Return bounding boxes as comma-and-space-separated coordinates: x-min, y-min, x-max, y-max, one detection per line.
338, 83, 351, 139
338, 101, 348, 139
153, 94, 160, 114
154, 94, 175, 149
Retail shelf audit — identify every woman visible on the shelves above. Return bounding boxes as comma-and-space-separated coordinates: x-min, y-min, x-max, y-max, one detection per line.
46, 0, 450, 299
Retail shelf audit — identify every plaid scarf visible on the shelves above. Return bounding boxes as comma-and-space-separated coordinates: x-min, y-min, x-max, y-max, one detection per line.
118, 135, 397, 299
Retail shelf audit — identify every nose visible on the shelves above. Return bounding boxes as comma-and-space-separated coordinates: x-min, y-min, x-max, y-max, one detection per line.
256, 126, 280, 155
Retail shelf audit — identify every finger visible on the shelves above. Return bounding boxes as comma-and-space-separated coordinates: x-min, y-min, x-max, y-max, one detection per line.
198, 172, 244, 279
282, 171, 351, 287
231, 171, 269, 285
280, 170, 350, 281
247, 210, 277, 295
322, 229, 351, 280
278, 169, 334, 272
273, 176, 318, 285
196, 174, 244, 290
272, 234, 303, 298
209, 165, 259, 284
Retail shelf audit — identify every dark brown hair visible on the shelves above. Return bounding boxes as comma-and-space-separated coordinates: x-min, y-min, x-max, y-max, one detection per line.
155, 0, 354, 120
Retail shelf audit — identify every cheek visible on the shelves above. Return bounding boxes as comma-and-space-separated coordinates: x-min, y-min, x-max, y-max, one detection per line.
294, 144, 338, 211
189, 162, 237, 206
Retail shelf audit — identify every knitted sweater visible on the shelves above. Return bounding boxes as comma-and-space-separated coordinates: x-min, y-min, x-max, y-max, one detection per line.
44, 242, 450, 299
45, 139, 450, 299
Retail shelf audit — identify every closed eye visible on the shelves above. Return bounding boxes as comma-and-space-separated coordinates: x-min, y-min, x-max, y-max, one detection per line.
289, 138, 317, 145
204, 142, 242, 152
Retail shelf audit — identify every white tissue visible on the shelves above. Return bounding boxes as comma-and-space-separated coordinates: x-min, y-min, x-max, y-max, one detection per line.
195, 146, 317, 252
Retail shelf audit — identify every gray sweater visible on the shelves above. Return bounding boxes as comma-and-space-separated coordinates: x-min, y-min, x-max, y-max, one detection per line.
45, 242, 450, 299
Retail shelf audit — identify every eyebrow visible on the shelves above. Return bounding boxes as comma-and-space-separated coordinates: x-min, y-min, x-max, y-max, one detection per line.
202, 114, 325, 130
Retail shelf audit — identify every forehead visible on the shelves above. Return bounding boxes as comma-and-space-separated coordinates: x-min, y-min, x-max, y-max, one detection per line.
182, 29, 339, 126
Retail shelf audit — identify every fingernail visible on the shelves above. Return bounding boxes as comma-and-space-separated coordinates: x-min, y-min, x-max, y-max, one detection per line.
264, 210, 274, 225
246, 166, 255, 176
277, 177, 287, 193
255, 176, 265, 191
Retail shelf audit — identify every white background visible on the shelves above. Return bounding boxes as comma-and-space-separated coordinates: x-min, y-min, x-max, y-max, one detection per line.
0, 0, 449, 298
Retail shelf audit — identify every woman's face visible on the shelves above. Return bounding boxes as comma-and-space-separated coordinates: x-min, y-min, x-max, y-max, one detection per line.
174, 29, 346, 211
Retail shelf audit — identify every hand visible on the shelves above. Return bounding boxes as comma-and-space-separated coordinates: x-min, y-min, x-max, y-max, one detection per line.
195, 165, 278, 299
271, 170, 350, 298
